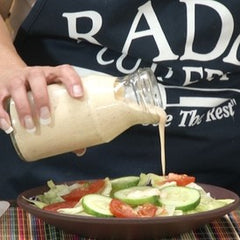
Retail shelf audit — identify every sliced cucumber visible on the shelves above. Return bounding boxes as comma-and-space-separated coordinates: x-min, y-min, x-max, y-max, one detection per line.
82, 194, 113, 217
113, 186, 160, 206
159, 186, 201, 211
111, 176, 140, 193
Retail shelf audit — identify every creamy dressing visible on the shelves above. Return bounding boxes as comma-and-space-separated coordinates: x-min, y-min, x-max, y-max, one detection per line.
158, 108, 167, 176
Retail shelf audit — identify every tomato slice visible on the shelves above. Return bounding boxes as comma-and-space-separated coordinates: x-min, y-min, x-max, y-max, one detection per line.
43, 200, 78, 212
110, 199, 138, 218
62, 179, 105, 201
88, 179, 106, 192
167, 173, 195, 186
137, 203, 157, 217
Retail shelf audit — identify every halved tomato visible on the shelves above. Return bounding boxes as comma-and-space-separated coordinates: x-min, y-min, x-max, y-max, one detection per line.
110, 199, 158, 218
166, 173, 195, 186
137, 203, 158, 217
62, 179, 105, 201
43, 200, 78, 212
110, 199, 138, 218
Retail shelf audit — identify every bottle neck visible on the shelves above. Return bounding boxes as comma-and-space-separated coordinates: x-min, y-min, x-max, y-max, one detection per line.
115, 68, 164, 125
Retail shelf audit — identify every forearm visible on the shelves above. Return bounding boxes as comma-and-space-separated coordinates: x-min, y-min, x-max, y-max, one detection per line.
0, 0, 13, 19
0, 15, 26, 69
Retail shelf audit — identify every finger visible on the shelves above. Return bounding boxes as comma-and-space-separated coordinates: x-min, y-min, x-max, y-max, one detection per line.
0, 89, 13, 134
11, 83, 36, 133
45, 65, 84, 98
0, 104, 13, 134
74, 148, 87, 157
27, 68, 51, 125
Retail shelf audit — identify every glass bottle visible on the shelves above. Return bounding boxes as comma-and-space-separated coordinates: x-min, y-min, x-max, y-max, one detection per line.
9, 68, 165, 161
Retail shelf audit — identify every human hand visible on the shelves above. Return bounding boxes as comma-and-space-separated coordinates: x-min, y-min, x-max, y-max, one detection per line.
0, 64, 84, 134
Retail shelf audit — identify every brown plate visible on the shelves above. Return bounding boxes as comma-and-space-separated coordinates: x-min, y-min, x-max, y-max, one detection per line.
17, 182, 239, 239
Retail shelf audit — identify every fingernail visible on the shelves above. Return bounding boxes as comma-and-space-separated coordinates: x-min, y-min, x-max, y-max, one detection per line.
39, 106, 51, 125
75, 149, 86, 157
24, 115, 36, 133
0, 118, 13, 134
72, 85, 83, 97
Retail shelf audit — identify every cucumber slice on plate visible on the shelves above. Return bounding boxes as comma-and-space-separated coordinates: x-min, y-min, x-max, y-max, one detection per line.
113, 186, 160, 206
159, 186, 201, 211
82, 194, 113, 217
111, 176, 140, 192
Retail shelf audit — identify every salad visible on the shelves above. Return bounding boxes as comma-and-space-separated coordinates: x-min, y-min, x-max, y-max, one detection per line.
26, 173, 234, 218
